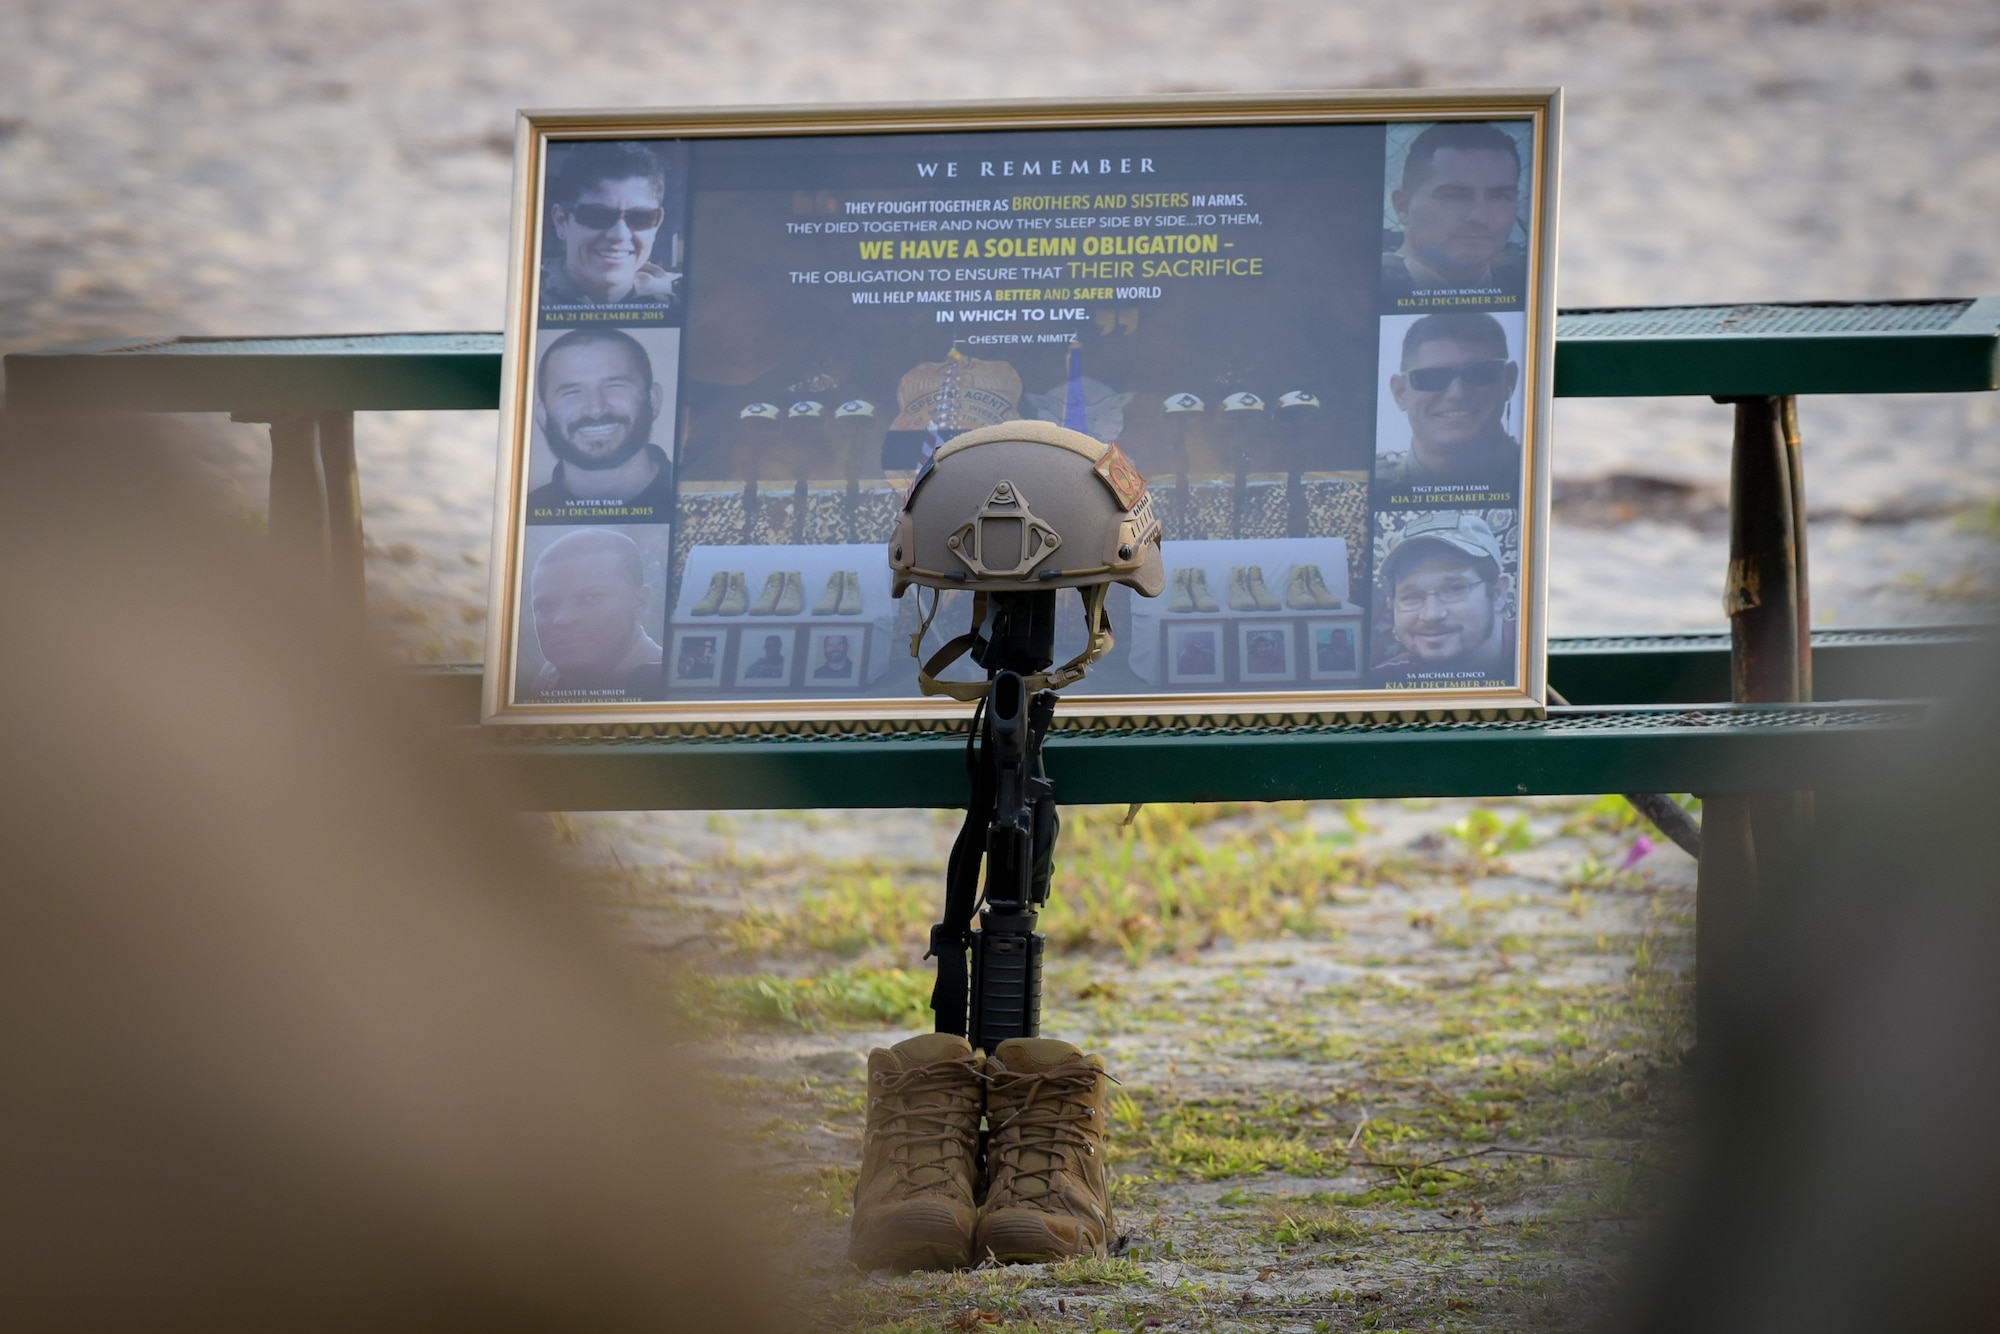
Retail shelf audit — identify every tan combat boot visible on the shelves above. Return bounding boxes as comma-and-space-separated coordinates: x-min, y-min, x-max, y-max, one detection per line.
776, 570, 804, 616
1246, 565, 1281, 610
749, 571, 786, 616
848, 1033, 985, 1272
1227, 566, 1257, 611
975, 1038, 1115, 1264
718, 571, 749, 616
691, 570, 730, 616
813, 570, 843, 616
1285, 564, 1316, 609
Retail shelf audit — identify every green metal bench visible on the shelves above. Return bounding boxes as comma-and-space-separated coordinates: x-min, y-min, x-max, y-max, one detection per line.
8, 299, 1999, 1029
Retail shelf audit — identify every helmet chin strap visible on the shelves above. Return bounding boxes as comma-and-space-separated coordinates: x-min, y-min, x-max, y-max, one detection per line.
913, 584, 1114, 702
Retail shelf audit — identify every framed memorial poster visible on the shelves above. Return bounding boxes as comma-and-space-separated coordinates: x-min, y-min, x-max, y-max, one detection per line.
483, 90, 1559, 729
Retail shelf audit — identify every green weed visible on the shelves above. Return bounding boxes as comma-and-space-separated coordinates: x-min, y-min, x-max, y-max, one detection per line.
674, 965, 930, 1032
1043, 1255, 1149, 1287
1257, 1202, 1375, 1247
726, 873, 936, 958
1038, 804, 1377, 963
1447, 807, 1535, 864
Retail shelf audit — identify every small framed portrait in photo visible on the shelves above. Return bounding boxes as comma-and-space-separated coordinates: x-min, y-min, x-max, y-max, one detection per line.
1238, 622, 1296, 683
668, 629, 723, 687
1306, 618, 1363, 681
804, 627, 863, 689
734, 629, 795, 689
1164, 622, 1226, 686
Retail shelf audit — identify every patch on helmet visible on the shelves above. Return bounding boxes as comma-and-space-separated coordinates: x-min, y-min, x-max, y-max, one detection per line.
1093, 444, 1148, 510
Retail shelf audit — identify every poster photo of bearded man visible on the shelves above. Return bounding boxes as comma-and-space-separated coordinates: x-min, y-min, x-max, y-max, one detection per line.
524, 325, 680, 526
1369, 509, 1520, 689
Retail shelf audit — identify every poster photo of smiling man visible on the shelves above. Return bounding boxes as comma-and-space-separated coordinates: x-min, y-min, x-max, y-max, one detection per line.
524, 325, 680, 525
1372, 310, 1526, 505
1369, 509, 1520, 689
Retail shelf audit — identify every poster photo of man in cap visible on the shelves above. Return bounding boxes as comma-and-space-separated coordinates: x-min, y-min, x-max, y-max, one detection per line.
1370, 510, 1518, 687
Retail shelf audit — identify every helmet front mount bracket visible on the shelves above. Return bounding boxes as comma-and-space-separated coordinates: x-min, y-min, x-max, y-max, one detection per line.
946, 480, 1062, 581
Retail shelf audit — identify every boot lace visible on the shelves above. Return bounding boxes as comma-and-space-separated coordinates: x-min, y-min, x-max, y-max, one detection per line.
870, 1054, 985, 1191
986, 1066, 1102, 1213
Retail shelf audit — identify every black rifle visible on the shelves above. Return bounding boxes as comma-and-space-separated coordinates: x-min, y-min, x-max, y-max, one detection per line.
927, 591, 1061, 1052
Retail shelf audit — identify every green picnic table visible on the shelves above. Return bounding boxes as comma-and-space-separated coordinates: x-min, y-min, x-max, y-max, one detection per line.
9, 297, 1999, 1030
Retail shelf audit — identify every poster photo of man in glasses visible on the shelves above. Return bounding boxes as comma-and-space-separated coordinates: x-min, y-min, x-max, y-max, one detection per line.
1370, 509, 1519, 688
538, 139, 687, 323
1372, 310, 1525, 503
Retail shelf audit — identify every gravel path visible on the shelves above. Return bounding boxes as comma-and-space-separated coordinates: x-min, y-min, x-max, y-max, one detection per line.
4, 0, 1998, 649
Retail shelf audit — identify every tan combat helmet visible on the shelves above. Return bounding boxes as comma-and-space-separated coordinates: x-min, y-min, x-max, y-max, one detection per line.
889, 420, 1163, 701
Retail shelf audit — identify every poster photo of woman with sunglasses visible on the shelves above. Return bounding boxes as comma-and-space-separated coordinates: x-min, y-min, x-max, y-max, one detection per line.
538, 139, 688, 325
1371, 308, 1526, 506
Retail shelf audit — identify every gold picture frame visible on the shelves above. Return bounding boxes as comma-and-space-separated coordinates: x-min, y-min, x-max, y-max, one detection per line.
483, 89, 1560, 731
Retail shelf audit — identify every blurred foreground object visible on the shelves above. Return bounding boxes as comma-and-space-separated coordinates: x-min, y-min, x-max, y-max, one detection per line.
0, 415, 776, 1331
1622, 641, 2000, 1332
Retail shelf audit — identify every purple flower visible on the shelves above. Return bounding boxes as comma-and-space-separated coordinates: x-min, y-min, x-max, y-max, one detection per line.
1616, 834, 1654, 872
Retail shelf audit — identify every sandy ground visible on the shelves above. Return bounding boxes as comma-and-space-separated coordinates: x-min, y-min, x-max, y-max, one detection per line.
555, 797, 1695, 1330
4, 0, 1999, 648
2, 10, 1985, 1327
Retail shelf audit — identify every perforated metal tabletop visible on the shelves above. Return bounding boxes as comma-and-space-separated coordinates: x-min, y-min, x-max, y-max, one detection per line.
9, 298, 1998, 412
469, 701, 1937, 810
1552, 297, 2000, 397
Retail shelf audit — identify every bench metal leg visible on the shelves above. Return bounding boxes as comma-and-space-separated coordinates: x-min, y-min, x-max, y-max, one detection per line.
268, 415, 329, 577
264, 412, 367, 618
1699, 394, 1813, 1039
317, 411, 367, 619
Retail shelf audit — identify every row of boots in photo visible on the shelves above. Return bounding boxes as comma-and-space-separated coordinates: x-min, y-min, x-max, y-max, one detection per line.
689, 569, 865, 617
1169, 563, 1342, 613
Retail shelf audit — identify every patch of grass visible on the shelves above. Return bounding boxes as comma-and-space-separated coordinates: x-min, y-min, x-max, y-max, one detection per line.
1561, 793, 1700, 841
619, 798, 1693, 1332
1243, 1023, 1358, 1063
1559, 793, 1645, 837
673, 965, 931, 1032
1257, 1201, 1375, 1247
1111, 1093, 1347, 1181
1565, 854, 1646, 893
1038, 804, 1381, 964
1447, 807, 1535, 865
1042, 1255, 1149, 1287
725, 872, 937, 959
